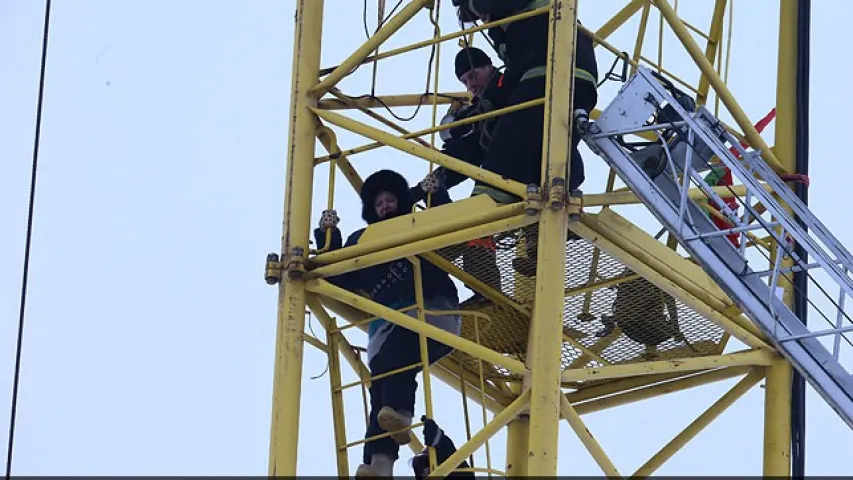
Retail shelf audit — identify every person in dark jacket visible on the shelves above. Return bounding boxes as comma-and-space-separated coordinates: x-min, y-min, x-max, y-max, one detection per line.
412, 47, 507, 298
410, 417, 474, 479
314, 170, 463, 478
450, 0, 599, 278
415, 47, 507, 198
451, 0, 599, 203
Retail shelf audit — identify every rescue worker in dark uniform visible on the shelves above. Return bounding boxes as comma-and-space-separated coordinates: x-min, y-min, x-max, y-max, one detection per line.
450, 0, 599, 277
411, 47, 507, 298
450, 0, 598, 202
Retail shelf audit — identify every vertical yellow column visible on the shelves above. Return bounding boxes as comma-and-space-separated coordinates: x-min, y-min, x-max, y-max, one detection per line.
505, 415, 530, 476
526, 0, 577, 475
763, 0, 797, 476
268, 0, 324, 476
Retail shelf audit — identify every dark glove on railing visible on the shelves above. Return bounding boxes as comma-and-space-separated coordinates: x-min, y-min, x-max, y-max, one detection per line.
421, 416, 444, 447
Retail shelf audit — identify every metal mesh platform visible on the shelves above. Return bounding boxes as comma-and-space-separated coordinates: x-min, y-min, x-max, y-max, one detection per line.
434, 222, 727, 387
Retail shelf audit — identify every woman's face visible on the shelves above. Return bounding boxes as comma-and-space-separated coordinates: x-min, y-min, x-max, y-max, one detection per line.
374, 191, 398, 219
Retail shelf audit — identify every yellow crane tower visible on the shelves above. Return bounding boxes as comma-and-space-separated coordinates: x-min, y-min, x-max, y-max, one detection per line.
264, 0, 850, 476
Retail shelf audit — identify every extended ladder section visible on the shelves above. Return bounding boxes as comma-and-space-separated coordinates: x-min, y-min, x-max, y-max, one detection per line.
576, 66, 853, 429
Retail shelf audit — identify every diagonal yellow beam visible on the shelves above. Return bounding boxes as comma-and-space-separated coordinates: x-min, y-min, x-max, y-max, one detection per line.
633, 368, 765, 476
583, 209, 768, 342
312, 108, 528, 198
311, 0, 431, 97
652, 0, 786, 174
315, 120, 364, 193
428, 390, 532, 478
317, 6, 550, 77
305, 297, 352, 473
308, 279, 529, 376
316, 295, 513, 412
560, 395, 621, 477
328, 87, 432, 148
696, 0, 729, 105
571, 219, 771, 350
595, 0, 645, 43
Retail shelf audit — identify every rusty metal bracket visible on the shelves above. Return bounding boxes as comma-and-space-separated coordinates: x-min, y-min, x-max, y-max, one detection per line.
524, 184, 545, 215
548, 177, 566, 210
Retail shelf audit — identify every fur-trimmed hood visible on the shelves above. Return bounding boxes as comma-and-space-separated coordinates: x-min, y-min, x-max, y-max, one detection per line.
360, 169, 414, 224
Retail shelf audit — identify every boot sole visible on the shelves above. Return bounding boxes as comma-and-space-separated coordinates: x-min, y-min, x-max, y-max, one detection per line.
377, 409, 412, 445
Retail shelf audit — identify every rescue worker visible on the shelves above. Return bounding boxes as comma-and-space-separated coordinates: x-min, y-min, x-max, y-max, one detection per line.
450, 0, 599, 203
410, 47, 507, 299
314, 170, 463, 478
442, 1, 599, 278
413, 47, 508, 194
410, 417, 474, 479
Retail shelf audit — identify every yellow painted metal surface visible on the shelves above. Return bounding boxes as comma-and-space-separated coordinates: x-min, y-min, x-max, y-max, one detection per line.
269, 0, 817, 476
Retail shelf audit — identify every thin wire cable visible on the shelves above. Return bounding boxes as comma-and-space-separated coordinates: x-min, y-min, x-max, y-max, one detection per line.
7, 1, 52, 477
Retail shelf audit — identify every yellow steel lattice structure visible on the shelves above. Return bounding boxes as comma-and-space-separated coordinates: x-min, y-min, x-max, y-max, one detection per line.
267, 0, 813, 476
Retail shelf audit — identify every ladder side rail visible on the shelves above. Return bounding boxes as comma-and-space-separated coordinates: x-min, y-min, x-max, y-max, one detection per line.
580, 127, 853, 429
632, 70, 853, 300
721, 126, 853, 270
693, 106, 853, 273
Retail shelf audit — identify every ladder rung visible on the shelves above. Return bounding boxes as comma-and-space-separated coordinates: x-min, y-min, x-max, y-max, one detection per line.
338, 421, 426, 450
778, 324, 853, 344
684, 221, 778, 242
754, 262, 821, 278
588, 120, 687, 139
335, 360, 425, 392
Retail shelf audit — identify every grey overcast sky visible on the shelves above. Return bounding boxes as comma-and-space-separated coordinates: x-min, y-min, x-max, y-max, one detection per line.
2, 0, 853, 476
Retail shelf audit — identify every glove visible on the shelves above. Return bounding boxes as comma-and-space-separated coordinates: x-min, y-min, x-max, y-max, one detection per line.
420, 172, 441, 193
313, 226, 342, 251
421, 415, 444, 447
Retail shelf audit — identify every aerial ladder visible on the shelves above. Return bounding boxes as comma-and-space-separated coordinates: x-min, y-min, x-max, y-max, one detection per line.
576, 65, 853, 429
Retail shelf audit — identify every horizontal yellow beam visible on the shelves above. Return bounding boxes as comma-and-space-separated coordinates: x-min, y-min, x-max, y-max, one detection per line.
572, 365, 754, 415
561, 349, 774, 383
310, 213, 537, 280
319, 92, 468, 110
311, 196, 522, 267
308, 279, 529, 376
328, 88, 432, 148
584, 184, 773, 208
318, 6, 550, 77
